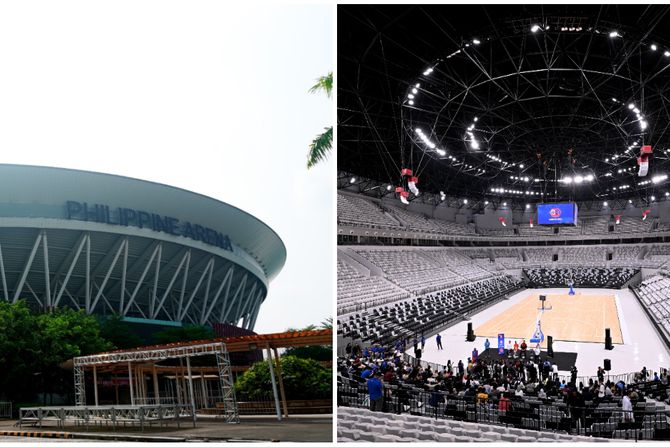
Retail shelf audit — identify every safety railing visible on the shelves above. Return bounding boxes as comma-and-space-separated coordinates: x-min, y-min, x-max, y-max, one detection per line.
0, 402, 12, 418
338, 382, 670, 441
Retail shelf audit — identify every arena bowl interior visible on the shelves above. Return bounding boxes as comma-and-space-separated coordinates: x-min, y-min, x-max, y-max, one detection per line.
339, 4, 670, 206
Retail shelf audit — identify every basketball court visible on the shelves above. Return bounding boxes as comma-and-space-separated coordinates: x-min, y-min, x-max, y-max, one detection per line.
475, 291, 623, 345
419, 288, 670, 376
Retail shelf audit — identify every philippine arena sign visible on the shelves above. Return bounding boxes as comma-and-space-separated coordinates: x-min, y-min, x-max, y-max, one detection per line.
65, 200, 233, 252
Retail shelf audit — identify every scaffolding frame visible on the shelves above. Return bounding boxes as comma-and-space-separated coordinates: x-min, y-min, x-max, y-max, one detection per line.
72, 341, 238, 424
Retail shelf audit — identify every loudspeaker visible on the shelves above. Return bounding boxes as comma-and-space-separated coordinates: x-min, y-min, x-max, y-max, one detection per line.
466, 322, 476, 342
605, 328, 613, 350
604, 359, 611, 371
539, 295, 546, 302
547, 335, 554, 357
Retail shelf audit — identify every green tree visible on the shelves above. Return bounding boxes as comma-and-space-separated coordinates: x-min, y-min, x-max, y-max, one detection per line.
320, 317, 333, 330
235, 355, 331, 400
307, 72, 333, 169
152, 324, 214, 344
35, 307, 113, 404
283, 345, 332, 361
36, 308, 113, 365
99, 314, 144, 349
0, 301, 40, 401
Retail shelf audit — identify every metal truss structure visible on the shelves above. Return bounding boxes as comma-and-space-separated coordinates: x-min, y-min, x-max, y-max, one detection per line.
339, 5, 670, 203
73, 341, 239, 423
0, 227, 265, 328
19, 404, 195, 431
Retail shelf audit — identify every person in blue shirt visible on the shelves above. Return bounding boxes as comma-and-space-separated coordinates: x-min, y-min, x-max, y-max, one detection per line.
484, 339, 491, 352
360, 367, 373, 380
367, 371, 384, 412
654, 372, 660, 382
421, 333, 426, 349
436, 333, 443, 350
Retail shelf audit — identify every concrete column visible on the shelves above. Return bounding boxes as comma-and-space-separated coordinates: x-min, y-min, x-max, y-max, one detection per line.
128, 362, 135, 406
266, 346, 281, 421
273, 347, 289, 418
152, 364, 160, 404
93, 365, 99, 406
200, 372, 207, 408
186, 357, 197, 427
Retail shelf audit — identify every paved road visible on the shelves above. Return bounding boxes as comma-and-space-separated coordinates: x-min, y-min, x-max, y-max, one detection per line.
0, 437, 93, 442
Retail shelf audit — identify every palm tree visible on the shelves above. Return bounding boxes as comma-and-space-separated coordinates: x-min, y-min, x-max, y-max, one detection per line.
320, 317, 333, 330
307, 72, 333, 169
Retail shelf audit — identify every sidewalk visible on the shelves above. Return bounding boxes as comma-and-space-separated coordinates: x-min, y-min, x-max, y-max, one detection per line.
0, 414, 333, 442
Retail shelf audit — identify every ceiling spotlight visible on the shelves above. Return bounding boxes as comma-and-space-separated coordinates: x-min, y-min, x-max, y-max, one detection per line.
640, 120, 648, 130
586, 174, 594, 182
386, 185, 392, 191
473, 39, 481, 45
609, 31, 619, 38
471, 141, 480, 149
412, 88, 418, 94
531, 24, 540, 33
652, 44, 658, 51
526, 204, 530, 209
628, 103, 635, 109
436, 148, 446, 156
350, 177, 356, 184
665, 51, 670, 57
473, 117, 478, 122
519, 164, 525, 169
652, 174, 668, 184
484, 200, 489, 205
463, 199, 468, 204
652, 195, 656, 201
603, 201, 608, 207
574, 175, 584, 184
408, 100, 414, 105
563, 177, 573, 184
503, 202, 507, 206
415, 83, 420, 88
666, 192, 670, 197
415, 128, 423, 134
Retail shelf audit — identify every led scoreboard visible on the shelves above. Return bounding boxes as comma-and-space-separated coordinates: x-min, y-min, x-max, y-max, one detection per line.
537, 203, 578, 225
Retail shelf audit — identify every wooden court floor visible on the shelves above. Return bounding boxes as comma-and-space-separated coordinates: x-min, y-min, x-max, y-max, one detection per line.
475, 292, 623, 345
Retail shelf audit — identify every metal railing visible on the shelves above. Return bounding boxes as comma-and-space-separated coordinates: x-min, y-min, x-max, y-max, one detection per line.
338, 382, 670, 441
0, 402, 11, 418
399, 351, 660, 389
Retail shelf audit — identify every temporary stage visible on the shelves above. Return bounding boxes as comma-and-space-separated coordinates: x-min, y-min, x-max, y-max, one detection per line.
20, 329, 332, 429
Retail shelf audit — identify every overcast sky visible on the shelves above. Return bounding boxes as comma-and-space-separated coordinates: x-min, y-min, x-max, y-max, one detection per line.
0, 1, 333, 333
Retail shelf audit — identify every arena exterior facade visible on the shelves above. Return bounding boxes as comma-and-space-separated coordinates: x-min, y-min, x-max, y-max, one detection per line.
0, 164, 286, 329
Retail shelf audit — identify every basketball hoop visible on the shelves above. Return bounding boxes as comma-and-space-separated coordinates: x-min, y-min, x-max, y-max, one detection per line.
537, 294, 552, 311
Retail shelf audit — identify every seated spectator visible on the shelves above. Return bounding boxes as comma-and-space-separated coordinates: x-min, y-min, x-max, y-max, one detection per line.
476, 386, 488, 404
498, 392, 511, 412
